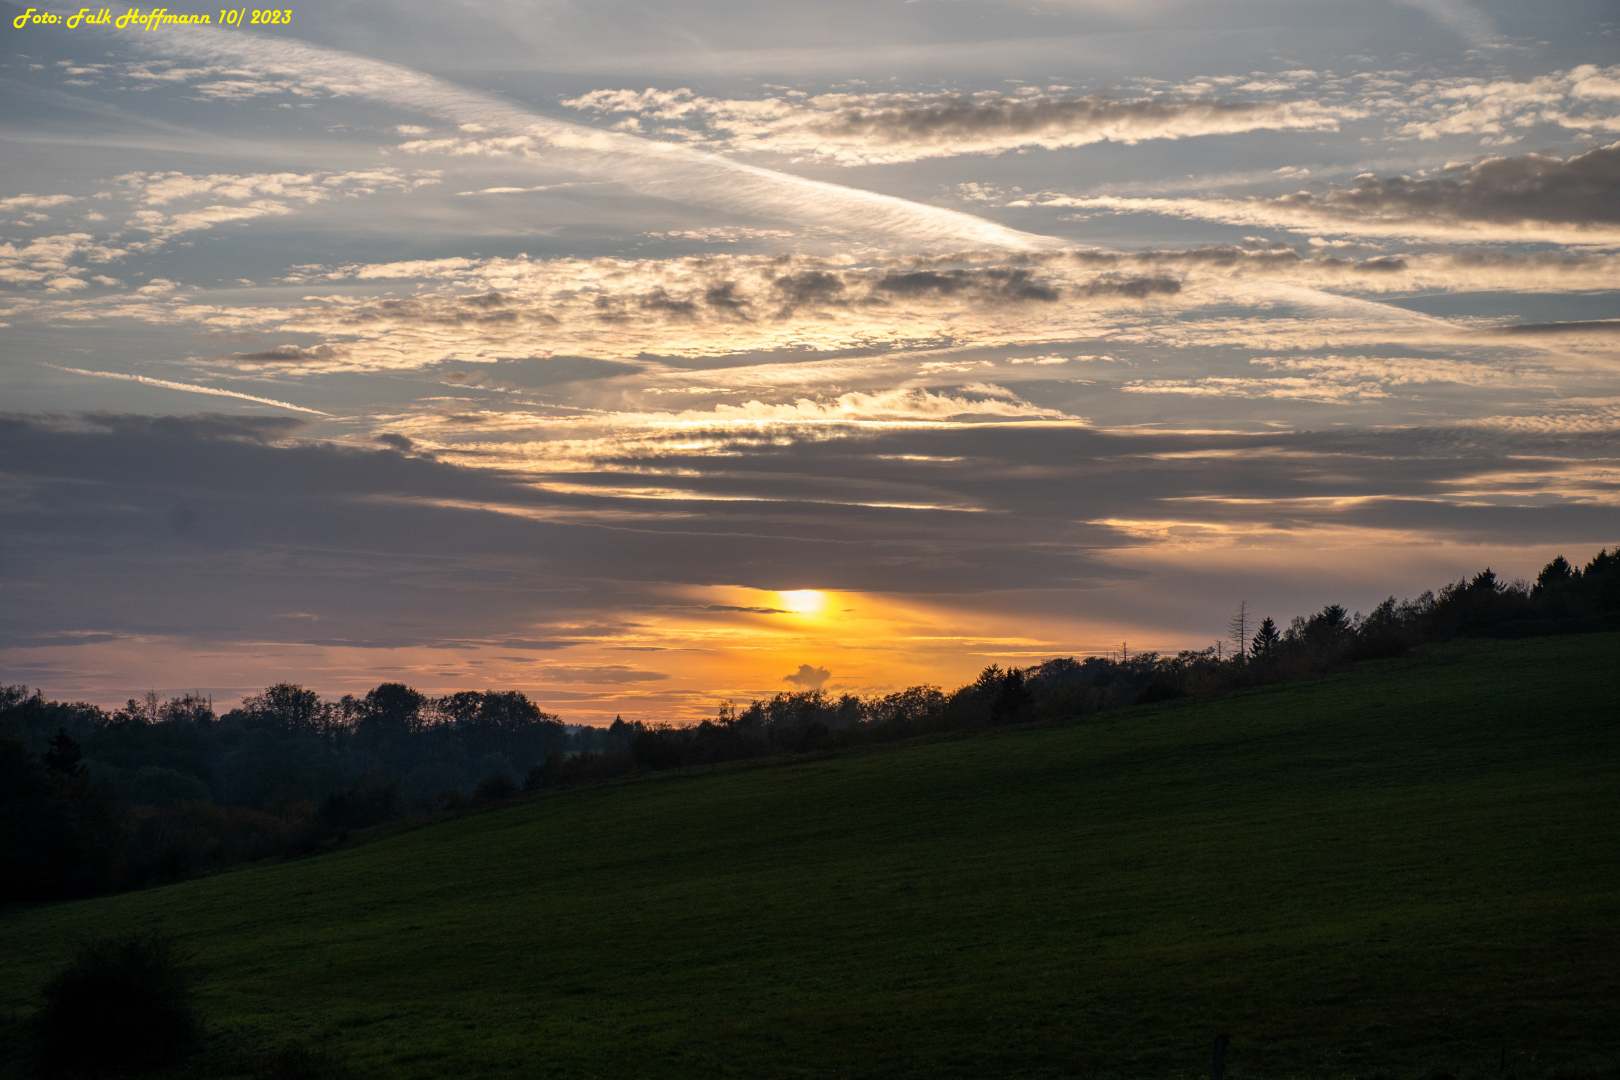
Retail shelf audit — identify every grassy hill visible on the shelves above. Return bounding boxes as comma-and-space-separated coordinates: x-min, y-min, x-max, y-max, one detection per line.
3, 635, 1618, 1080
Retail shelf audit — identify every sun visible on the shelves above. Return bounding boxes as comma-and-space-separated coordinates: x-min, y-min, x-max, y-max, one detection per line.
777, 590, 827, 615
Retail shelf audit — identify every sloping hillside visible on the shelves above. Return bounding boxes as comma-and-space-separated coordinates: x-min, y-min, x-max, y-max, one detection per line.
3, 635, 1618, 1079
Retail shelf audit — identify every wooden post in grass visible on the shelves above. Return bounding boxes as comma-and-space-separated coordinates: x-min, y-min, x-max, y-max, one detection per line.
1213, 1033, 1229, 1080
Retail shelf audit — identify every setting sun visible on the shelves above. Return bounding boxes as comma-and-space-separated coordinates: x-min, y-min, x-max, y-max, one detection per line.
777, 590, 827, 615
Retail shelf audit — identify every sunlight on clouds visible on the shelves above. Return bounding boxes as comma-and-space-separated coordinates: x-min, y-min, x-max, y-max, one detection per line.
1037, 141, 1620, 245
560, 87, 1362, 165
24, 246, 1610, 378
6, 19, 1620, 717
118, 31, 1052, 250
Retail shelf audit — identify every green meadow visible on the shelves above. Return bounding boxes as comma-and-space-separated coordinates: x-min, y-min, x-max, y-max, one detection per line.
3, 634, 1618, 1079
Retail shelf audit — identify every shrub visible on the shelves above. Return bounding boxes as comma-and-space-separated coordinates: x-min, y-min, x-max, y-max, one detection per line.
33, 932, 201, 1075
118, 800, 313, 888
1134, 680, 1190, 705
472, 771, 517, 803
316, 773, 405, 835
525, 751, 567, 791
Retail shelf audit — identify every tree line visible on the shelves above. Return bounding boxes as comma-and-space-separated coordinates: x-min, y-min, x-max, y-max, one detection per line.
4, 545, 1616, 903
0, 685, 598, 900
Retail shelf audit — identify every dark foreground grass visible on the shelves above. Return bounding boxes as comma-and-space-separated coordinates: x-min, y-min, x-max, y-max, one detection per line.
2, 635, 1618, 1079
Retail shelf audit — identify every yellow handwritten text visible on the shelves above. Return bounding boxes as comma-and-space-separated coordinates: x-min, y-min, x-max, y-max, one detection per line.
12, 7, 291, 28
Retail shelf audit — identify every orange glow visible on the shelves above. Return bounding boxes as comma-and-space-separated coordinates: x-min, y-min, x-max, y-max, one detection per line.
22, 537, 1562, 727
776, 590, 827, 615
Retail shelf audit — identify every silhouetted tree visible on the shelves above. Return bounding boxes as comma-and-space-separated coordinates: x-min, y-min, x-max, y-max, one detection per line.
1534, 554, 1575, 593
237, 684, 329, 737
34, 933, 200, 1075
0, 731, 119, 900
350, 682, 426, 768
44, 727, 87, 777
1354, 597, 1409, 659
1584, 547, 1620, 611
525, 751, 568, 791
1251, 617, 1280, 658
1228, 601, 1250, 663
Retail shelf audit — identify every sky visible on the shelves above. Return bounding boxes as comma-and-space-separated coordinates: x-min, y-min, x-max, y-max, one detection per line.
1, 0, 1617, 722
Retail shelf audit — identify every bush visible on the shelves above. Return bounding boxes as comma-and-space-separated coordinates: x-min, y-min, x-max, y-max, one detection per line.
472, 772, 516, 803
118, 801, 313, 888
525, 751, 567, 791
316, 773, 405, 835
1134, 680, 1190, 705
33, 932, 201, 1075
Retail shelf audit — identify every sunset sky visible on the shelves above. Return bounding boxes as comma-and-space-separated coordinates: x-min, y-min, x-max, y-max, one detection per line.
2, 0, 1617, 722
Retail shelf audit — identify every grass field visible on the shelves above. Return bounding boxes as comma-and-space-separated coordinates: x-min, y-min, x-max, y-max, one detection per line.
3, 635, 1618, 1079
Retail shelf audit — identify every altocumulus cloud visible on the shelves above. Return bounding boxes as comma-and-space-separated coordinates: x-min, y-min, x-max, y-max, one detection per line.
21, 246, 1613, 384
1048, 142, 1620, 243
560, 88, 1360, 165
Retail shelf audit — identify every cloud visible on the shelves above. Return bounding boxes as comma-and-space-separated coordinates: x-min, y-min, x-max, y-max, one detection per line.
560, 88, 1360, 165
4, 413, 1614, 631
129, 199, 296, 240
2, 408, 1616, 716
125, 31, 1051, 250
1399, 65, 1620, 140
113, 168, 437, 241
0, 194, 79, 211
1492, 319, 1620, 340
784, 664, 831, 689
0, 413, 1138, 663
694, 386, 1074, 425
1122, 376, 1385, 403
1573, 72, 1620, 102
224, 344, 349, 363
109, 252, 1189, 373
1253, 354, 1525, 387
0, 233, 127, 285
1122, 354, 1526, 403
539, 665, 669, 683
375, 432, 416, 452
8, 412, 309, 443
122, 168, 437, 206
1054, 142, 1620, 243
25, 244, 1611, 379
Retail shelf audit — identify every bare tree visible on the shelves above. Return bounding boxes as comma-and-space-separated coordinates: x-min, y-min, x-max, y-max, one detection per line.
1228, 601, 1250, 663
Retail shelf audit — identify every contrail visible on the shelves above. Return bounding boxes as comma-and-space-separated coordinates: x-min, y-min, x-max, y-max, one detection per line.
47, 365, 332, 415
123, 29, 1056, 251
